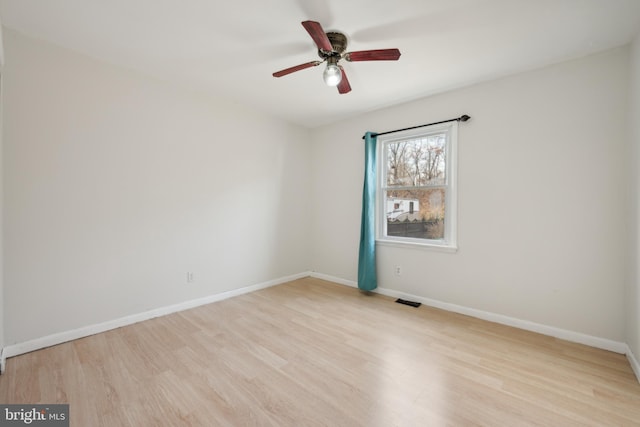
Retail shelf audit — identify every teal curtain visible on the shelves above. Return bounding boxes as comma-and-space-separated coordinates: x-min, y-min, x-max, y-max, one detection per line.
358, 132, 378, 291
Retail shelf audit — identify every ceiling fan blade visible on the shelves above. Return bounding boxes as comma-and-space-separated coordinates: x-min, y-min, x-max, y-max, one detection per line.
337, 66, 351, 94
301, 20, 333, 52
273, 61, 322, 77
345, 48, 401, 62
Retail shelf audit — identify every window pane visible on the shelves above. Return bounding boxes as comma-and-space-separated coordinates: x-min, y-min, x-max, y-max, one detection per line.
386, 189, 445, 240
386, 135, 446, 187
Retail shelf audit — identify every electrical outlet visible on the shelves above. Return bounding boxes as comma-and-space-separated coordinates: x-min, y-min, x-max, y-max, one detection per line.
187, 272, 194, 283
395, 266, 402, 276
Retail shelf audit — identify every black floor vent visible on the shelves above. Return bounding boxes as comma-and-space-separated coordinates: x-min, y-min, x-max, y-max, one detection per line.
395, 298, 421, 308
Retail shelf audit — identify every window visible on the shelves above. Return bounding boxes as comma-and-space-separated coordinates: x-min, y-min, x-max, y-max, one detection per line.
378, 121, 458, 250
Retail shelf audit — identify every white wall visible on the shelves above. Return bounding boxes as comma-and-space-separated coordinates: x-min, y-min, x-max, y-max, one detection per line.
628, 33, 640, 363
0, 23, 4, 360
2, 29, 311, 345
311, 47, 630, 342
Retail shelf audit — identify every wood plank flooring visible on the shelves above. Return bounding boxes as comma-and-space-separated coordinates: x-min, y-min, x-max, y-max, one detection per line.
1, 277, 639, 426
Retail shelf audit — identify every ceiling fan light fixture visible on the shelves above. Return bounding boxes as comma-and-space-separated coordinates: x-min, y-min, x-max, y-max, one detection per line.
272, 20, 401, 94
323, 58, 342, 86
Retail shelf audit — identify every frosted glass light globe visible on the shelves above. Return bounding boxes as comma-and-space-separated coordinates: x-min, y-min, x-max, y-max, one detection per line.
323, 64, 342, 86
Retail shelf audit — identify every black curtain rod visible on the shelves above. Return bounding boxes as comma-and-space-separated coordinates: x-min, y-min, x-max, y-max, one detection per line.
362, 114, 470, 139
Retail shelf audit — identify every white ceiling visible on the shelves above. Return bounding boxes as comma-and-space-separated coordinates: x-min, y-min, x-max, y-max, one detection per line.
1, 0, 639, 128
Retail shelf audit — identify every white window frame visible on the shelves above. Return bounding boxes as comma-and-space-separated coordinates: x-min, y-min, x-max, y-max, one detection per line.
376, 121, 458, 252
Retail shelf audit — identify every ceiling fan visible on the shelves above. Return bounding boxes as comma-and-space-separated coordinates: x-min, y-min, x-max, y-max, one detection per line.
272, 20, 401, 94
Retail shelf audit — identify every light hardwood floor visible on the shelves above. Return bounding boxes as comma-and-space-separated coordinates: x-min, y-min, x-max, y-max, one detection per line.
1, 277, 639, 426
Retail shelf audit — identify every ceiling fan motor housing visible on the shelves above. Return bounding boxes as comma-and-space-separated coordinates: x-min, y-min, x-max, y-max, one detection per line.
318, 31, 348, 58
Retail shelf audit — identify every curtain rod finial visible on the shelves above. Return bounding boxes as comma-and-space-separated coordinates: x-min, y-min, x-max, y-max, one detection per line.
459, 114, 470, 122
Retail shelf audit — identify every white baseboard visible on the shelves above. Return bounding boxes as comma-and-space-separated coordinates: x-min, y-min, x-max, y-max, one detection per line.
310, 272, 628, 354
627, 345, 640, 382
0, 348, 5, 374
310, 272, 357, 288
2, 271, 311, 360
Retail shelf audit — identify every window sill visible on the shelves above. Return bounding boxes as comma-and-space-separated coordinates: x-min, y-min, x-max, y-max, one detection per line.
376, 239, 458, 253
